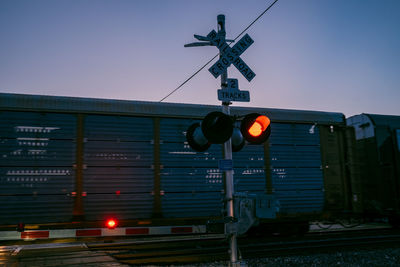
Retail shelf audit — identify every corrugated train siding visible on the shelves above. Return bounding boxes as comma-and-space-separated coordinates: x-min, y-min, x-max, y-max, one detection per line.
160, 168, 223, 192
84, 141, 153, 167
0, 93, 345, 125
159, 118, 268, 218
1, 140, 75, 166
1, 195, 73, 224
0, 111, 75, 224
159, 118, 223, 217
0, 167, 74, 194
233, 145, 266, 192
84, 168, 153, 193
0, 110, 329, 223
82, 115, 154, 220
84, 194, 153, 220
161, 192, 223, 217
269, 123, 324, 213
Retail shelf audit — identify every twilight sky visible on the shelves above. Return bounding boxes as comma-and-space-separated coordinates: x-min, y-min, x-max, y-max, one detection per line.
1, 0, 399, 117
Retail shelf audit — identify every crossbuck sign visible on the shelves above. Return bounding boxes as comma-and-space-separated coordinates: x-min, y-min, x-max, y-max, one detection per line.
207, 30, 256, 82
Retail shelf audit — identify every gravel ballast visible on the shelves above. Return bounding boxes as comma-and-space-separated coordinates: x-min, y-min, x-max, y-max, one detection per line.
175, 246, 400, 266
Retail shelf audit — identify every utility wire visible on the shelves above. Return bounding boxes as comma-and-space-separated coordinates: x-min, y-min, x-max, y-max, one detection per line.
159, 54, 219, 102
233, 0, 279, 42
159, 0, 279, 102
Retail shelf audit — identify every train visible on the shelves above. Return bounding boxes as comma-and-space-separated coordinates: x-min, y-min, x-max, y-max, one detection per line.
0, 93, 399, 240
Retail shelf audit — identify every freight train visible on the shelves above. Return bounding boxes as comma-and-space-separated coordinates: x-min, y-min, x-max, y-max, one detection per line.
0, 93, 399, 240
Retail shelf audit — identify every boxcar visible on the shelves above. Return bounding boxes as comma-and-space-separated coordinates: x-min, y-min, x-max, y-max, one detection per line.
0, 93, 349, 234
347, 114, 400, 224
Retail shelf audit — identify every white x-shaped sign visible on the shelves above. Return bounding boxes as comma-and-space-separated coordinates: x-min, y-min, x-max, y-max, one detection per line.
207, 30, 256, 82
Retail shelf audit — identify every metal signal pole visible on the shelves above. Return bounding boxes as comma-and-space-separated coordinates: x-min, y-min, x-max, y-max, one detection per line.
184, 10, 274, 266
217, 14, 239, 265
184, 14, 243, 266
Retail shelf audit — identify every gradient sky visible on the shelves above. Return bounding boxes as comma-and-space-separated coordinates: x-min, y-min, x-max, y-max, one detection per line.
1, 0, 399, 117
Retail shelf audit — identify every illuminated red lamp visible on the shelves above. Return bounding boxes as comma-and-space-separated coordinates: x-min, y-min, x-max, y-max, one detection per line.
106, 218, 118, 229
240, 113, 271, 144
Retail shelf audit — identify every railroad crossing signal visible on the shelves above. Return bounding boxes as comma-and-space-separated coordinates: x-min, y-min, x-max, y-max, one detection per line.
186, 112, 270, 152
184, 15, 263, 266
207, 30, 256, 82
186, 30, 256, 82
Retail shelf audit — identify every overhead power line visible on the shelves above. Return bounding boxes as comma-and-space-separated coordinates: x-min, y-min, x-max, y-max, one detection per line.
159, 0, 280, 102
159, 54, 219, 103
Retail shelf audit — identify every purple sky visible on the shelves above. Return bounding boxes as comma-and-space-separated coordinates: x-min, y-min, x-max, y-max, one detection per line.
1, 0, 399, 117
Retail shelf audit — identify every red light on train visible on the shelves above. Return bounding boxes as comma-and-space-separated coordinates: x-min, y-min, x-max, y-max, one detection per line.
106, 219, 117, 229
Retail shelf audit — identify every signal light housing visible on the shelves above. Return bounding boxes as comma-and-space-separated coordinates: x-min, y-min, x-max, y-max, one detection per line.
240, 113, 271, 144
231, 127, 245, 152
186, 122, 211, 152
186, 111, 271, 152
186, 111, 233, 152
201, 111, 233, 144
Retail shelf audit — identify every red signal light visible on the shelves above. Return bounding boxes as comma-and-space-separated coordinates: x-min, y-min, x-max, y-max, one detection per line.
248, 116, 270, 137
106, 219, 117, 229
241, 113, 271, 144
248, 121, 263, 137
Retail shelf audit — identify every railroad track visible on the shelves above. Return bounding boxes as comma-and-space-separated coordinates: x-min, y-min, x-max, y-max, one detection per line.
241, 230, 400, 259
87, 234, 228, 265
87, 229, 400, 266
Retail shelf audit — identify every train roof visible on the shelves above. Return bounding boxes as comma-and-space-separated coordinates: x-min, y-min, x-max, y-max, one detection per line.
347, 113, 400, 141
364, 114, 400, 129
347, 113, 400, 129
0, 93, 345, 125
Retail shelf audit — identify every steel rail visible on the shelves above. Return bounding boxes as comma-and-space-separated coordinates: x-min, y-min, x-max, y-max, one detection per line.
87, 229, 400, 265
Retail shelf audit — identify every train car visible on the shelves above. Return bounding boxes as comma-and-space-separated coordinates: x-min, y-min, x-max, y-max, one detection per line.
0, 93, 350, 239
347, 114, 400, 225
